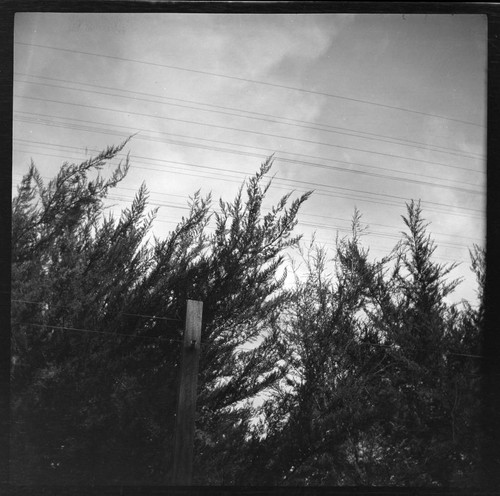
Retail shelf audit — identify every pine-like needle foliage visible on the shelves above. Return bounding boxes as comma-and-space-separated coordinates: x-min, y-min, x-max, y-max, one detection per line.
11, 145, 311, 484
11, 141, 484, 486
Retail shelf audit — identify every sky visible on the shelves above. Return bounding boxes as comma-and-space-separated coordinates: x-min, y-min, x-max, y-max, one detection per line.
12, 13, 487, 305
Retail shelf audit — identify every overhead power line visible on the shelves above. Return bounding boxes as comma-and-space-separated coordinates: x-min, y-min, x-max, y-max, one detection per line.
297, 210, 482, 244
14, 111, 485, 186
15, 94, 484, 173
12, 136, 483, 196
12, 153, 482, 257
297, 219, 471, 252
12, 167, 484, 247
15, 41, 485, 127
13, 147, 484, 229
106, 193, 468, 254
299, 236, 470, 265
13, 112, 486, 198
13, 142, 485, 219
119, 183, 482, 244
14, 74, 484, 160
102, 188, 474, 252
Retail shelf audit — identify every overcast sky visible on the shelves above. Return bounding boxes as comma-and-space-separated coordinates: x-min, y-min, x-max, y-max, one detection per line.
12, 13, 486, 304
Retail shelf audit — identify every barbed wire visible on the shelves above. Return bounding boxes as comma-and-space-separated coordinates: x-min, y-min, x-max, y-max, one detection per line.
12, 321, 182, 343
11, 318, 484, 359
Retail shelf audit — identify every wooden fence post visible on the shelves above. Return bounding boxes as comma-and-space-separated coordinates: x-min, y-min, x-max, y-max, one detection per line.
172, 300, 203, 485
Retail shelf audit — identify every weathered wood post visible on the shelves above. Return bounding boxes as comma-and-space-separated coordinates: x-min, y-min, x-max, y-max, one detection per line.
172, 299, 203, 485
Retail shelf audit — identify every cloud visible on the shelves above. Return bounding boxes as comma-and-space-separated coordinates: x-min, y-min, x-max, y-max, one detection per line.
129, 14, 353, 81
211, 15, 353, 79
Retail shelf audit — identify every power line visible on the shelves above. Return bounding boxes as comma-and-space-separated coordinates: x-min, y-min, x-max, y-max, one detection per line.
105, 192, 473, 254
297, 219, 472, 252
14, 135, 479, 220
14, 110, 485, 186
95, 185, 479, 252
15, 93, 484, 174
299, 237, 470, 265
297, 210, 482, 244
15, 41, 485, 127
82, 181, 485, 243
12, 174, 480, 264
114, 184, 481, 245
13, 141, 485, 219
13, 136, 484, 195
14, 73, 485, 160
131, 155, 484, 216
13, 144, 485, 226
12, 167, 483, 248
12, 112, 486, 206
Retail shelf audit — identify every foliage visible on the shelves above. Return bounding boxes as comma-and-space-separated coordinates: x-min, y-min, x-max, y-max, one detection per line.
255, 202, 484, 486
11, 143, 310, 484
11, 141, 484, 486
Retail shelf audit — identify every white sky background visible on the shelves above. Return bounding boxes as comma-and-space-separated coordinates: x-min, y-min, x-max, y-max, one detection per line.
12, 13, 486, 305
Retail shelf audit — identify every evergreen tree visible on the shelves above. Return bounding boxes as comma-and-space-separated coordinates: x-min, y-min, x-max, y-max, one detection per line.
257, 211, 395, 485
253, 203, 483, 486
11, 142, 311, 484
11, 143, 483, 486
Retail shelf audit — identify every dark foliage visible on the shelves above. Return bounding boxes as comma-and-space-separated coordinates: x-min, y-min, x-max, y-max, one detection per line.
255, 203, 483, 486
11, 141, 310, 484
11, 142, 483, 486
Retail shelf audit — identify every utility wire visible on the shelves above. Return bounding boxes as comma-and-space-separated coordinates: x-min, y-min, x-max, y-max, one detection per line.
12, 300, 183, 322
14, 93, 485, 173
13, 146, 485, 230
96, 185, 477, 252
11, 298, 47, 306
45, 147, 487, 216
13, 321, 179, 342
12, 283, 482, 345
14, 41, 485, 127
14, 132, 480, 198
12, 167, 483, 250
11, 322, 484, 359
13, 147, 484, 227
14, 110, 485, 180
299, 236, 470, 264
12, 124, 485, 217
297, 210, 482, 244
11, 169, 476, 264
13, 137, 484, 194
121, 183, 482, 243
13, 319, 213, 349
297, 219, 472, 252
122, 312, 182, 322
14, 74, 485, 160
